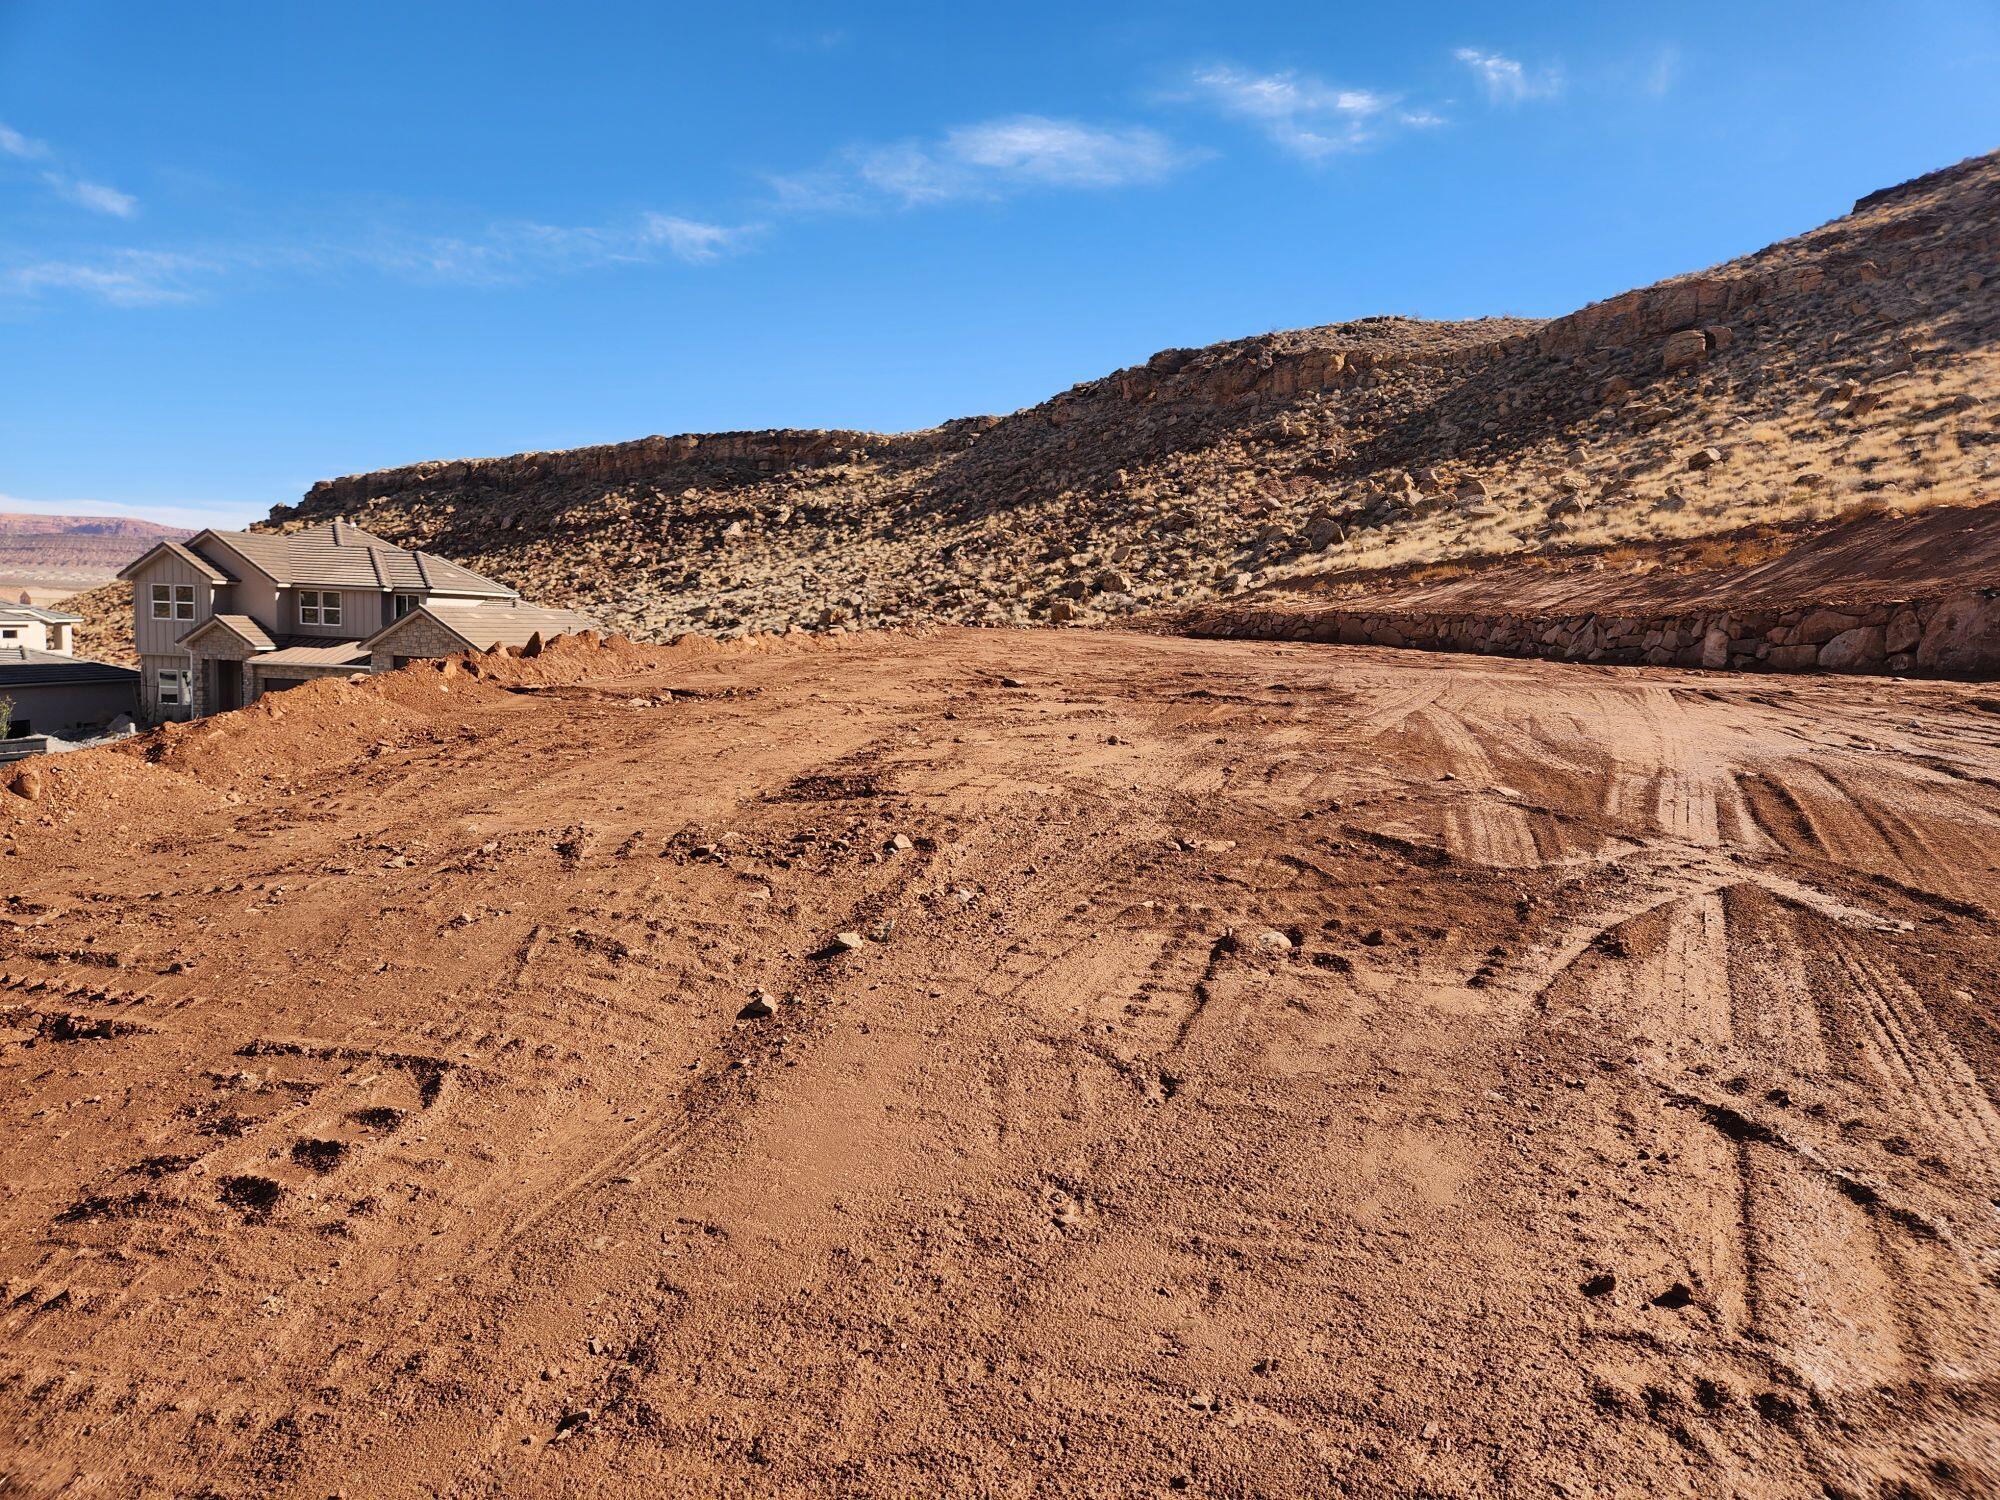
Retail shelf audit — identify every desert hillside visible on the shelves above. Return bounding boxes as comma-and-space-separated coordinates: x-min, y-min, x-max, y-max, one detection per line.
207, 150, 1998, 646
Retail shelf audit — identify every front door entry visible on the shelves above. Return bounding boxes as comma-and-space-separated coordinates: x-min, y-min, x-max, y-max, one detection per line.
212, 660, 242, 713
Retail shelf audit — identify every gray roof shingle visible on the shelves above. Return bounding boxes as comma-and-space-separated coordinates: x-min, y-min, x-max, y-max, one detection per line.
191, 523, 516, 597
0, 646, 139, 688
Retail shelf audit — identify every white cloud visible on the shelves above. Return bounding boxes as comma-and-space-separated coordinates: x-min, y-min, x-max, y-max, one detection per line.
0, 123, 49, 160
1, 120, 140, 217
1175, 64, 1439, 159
772, 114, 1188, 210
3, 250, 208, 306
1641, 46, 1680, 100
349, 210, 756, 288
1453, 48, 1562, 105
43, 174, 138, 218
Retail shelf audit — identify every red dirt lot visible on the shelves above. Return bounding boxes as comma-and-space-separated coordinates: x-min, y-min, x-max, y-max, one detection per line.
3, 629, 1999, 1497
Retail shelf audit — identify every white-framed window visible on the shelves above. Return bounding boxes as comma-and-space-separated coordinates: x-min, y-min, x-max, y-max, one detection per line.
152, 583, 195, 620
393, 593, 421, 619
298, 589, 341, 627
156, 668, 189, 706
1, 628, 16, 640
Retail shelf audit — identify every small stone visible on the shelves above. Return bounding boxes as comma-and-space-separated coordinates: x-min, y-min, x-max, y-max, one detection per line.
1581, 1271, 1617, 1298
737, 991, 776, 1020
1255, 930, 1293, 954
1651, 1282, 1694, 1310
1686, 446, 1724, 471
888, 833, 914, 853
830, 931, 866, 953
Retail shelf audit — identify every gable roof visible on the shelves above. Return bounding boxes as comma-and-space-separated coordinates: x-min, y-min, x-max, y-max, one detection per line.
178, 614, 277, 652
0, 604, 83, 625
361, 600, 602, 654
116, 539, 235, 584
190, 523, 516, 597
0, 646, 139, 689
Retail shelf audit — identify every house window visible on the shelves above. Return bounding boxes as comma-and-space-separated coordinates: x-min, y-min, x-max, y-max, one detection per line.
393, 593, 421, 619
156, 668, 189, 707
1, 628, 16, 640
152, 584, 172, 618
298, 590, 341, 627
154, 583, 195, 620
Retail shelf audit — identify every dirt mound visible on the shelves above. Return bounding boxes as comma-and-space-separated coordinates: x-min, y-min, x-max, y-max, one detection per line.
4, 629, 1999, 1494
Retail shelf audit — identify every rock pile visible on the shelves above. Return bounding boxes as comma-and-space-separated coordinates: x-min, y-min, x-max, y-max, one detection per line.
1184, 589, 2000, 678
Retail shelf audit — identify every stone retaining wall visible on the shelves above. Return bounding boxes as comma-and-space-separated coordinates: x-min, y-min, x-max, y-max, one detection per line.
1183, 587, 2000, 678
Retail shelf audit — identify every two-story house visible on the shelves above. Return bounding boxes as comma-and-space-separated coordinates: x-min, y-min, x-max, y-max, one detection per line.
118, 520, 599, 720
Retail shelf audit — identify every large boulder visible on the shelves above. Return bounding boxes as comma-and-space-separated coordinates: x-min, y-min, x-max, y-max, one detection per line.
1661, 330, 1709, 373
1817, 626, 1887, 673
1915, 590, 2000, 675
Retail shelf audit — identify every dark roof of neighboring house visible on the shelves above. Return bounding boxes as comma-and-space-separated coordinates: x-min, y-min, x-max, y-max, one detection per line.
193, 522, 516, 597
363, 600, 603, 653
178, 614, 279, 652
0, 646, 139, 688
116, 539, 236, 584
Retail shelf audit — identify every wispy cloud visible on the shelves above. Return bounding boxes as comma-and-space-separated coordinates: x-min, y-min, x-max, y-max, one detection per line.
2, 250, 209, 306
1, 209, 751, 306
1640, 45, 1680, 100
395, 211, 756, 283
1, 120, 139, 217
1453, 48, 1563, 105
1179, 65, 1402, 159
771, 115, 1189, 210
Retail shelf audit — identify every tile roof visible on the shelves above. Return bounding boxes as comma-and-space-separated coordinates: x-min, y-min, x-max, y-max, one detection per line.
194, 523, 515, 596
116, 539, 235, 584
178, 614, 278, 652
254, 641, 371, 670
0, 646, 139, 688
364, 600, 602, 653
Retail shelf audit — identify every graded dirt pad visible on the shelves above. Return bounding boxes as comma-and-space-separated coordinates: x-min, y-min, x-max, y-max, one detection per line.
3, 631, 1999, 1497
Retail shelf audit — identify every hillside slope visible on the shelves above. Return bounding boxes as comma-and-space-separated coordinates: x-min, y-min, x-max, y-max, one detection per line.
70, 151, 1999, 654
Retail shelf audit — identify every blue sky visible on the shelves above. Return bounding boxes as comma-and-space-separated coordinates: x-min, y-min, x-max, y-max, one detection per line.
3, 1, 1996, 530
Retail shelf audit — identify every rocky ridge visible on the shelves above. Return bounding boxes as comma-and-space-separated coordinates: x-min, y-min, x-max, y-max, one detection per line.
72, 151, 2000, 657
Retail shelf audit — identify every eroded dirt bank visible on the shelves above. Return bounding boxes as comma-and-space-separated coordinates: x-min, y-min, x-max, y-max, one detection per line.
3, 630, 1999, 1497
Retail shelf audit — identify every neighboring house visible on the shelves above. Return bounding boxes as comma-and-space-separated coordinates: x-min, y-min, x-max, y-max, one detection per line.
117, 520, 598, 721
0, 603, 82, 654
0, 646, 138, 738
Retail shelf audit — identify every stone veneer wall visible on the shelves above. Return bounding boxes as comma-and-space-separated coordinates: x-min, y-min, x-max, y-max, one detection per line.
368, 613, 475, 670
1183, 587, 2000, 678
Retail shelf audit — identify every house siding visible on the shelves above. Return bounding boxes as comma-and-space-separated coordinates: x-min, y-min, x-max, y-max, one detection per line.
129, 556, 222, 656
285, 587, 386, 640
138, 652, 194, 720
2, 679, 137, 737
